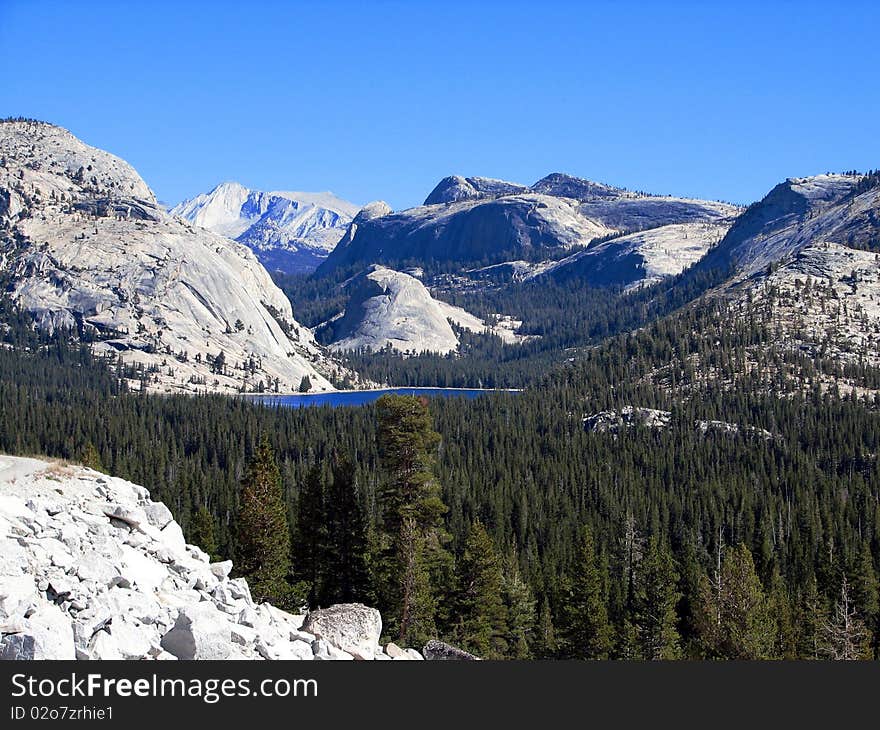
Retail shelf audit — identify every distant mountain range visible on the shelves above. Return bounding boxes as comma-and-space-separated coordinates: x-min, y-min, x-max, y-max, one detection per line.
4, 118, 880, 387
170, 182, 359, 274
318, 172, 739, 288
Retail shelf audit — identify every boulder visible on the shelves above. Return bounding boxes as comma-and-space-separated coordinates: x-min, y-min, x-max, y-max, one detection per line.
0, 538, 32, 575
74, 554, 120, 586
311, 638, 353, 661
187, 546, 211, 564
119, 544, 167, 594
237, 606, 263, 629
104, 505, 147, 529
142, 501, 173, 530
311, 637, 331, 659
209, 560, 233, 580
36, 537, 74, 569
2, 604, 76, 660
302, 603, 381, 660
110, 618, 154, 659
159, 521, 187, 553
385, 642, 409, 659
422, 639, 480, 661
230, 624, 257, 646
227, 578, 253, 604
256, 638, 313, 661
0, 633, 36, 660
160, 603, 232, 660
72, 607, 112, 649
89, 631, 123, 660
46, 573, 77, 603
0, 574, 38, 619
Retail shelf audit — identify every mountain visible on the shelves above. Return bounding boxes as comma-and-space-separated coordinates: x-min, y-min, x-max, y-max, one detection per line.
424, 175, 529, 204
317, 171, 739, 288
0, 120, 350, 394
170, 182, 360, 274
698, 172, 880, 376
319, 265, 526, 354
698, 173, 880, 278
532, 220, 731, 288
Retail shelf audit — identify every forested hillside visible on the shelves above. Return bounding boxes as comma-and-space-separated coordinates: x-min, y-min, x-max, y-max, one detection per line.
3, 292, 878, 659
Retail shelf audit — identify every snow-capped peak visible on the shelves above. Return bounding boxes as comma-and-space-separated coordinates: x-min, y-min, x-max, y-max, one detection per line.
170, 183, 360, 273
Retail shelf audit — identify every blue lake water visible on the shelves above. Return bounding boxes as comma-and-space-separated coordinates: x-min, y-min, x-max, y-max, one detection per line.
250, 387, 520, 409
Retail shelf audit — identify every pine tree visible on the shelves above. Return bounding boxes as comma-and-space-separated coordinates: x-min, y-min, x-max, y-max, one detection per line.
503, 560, 537, 659
81, 441, 103, 472
324, 454, 370, 604
456, 521, 508, 658
767, 568, 797, 659
563, 526, 612, 659
536, 597, 558, 658
850, 545, 879, 656
235, 436, 292, 607
190, 505, 218, 560
292, 465, 327, 605
374, 395, 451, 646
796, 575, 827, 659
695, 543, 776, 659
635, 536, 682, 660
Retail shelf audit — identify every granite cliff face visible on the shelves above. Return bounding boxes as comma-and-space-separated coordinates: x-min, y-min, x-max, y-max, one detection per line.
697, 174, 880, 278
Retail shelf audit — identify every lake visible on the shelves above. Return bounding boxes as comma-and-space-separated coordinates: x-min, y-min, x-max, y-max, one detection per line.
250, 387, 520, 409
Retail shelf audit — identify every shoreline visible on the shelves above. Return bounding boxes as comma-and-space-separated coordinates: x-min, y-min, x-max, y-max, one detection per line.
239, 386, 524, 397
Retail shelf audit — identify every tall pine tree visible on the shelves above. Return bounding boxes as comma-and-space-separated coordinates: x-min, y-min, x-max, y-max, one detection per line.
374, 395, 451, 645
235, 436, 292, 607
695, 543, 776, 659
635, 536, 682, 660
456, 520, 509, 658
563, 526, 612, 659
324, 453, 370, 604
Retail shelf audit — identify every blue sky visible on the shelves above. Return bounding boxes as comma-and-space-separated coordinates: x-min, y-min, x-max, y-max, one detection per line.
2, 0, 878, 210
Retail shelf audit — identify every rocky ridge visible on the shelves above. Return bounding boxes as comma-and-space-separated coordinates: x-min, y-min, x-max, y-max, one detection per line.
583, 406, 773, 440
696, 173, 880, 389
0, 454, 426, 661
319, 171, 739, 290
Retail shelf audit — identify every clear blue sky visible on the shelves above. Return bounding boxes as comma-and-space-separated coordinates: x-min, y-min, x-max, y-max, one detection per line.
2, 0, 878, 210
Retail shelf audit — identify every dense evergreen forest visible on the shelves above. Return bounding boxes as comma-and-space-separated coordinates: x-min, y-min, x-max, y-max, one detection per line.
2, 283, 879, 659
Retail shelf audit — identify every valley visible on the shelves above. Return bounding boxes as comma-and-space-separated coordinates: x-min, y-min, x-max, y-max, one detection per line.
2, 117, 880, 662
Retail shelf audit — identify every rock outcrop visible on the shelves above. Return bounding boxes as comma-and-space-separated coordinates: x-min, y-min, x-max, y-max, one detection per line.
534, 220, 731, 289
697, 174, 878, 279
0, 454, 424, 661
321, 266, 528, 354
691, 173, 880, 377
421, 639, 480, 661
582, 408, 775, 440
